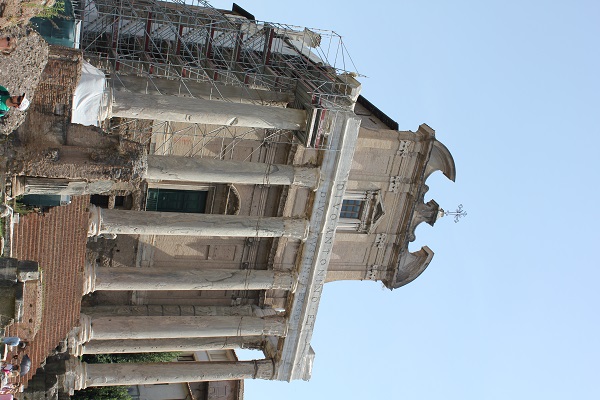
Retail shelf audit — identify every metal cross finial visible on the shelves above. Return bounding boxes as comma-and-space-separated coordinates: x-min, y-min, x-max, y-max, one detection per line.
444, 204, 467, 223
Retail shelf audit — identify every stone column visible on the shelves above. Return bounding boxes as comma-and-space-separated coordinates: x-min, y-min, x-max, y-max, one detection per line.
81, 305, 259, 317
62, 357, 274, 392
113, 74, 294, 106
111, 90, 307, 130
86, 315, 287, 340
146, 155, 319, 188
18, 177, 118, 196
74, 306, 278, 355
87, 205, 308, 239
83, 263, 295, 294
82, 304, 279, 318
80, 336, 262, 355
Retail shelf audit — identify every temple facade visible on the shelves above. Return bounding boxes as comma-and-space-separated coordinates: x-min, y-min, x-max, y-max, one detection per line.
3, 1, 456, 398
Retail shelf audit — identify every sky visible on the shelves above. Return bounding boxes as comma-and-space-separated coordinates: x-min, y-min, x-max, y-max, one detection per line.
208, 1, 600, 399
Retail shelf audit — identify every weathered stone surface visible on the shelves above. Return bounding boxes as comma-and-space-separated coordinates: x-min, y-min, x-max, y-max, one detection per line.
88, 206, 308, 239
147, 155, 318, 188
112, 91, 307, 130
86, 267, 294, 292
114, 74, 293, 105
12, 134, 146, 184
81, 304, 257, 317
61, 357, 274, 390
80, 336, 262, 354
87, 315, 287, 339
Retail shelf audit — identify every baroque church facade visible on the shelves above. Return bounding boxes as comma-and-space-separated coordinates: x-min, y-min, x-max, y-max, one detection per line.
1, 1, 456, 398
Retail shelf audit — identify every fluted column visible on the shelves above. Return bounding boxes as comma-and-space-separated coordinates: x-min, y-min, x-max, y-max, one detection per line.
146, 155, 319, 188
87, 205, 308, 239
111, 90, 307, 130
62, 357, 274, 392
83, 263, 295, 294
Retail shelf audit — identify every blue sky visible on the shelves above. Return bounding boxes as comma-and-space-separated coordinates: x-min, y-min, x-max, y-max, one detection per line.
209, 1, 600, 399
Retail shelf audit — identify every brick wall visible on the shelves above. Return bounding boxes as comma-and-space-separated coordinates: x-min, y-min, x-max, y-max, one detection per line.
32, 46, 82, 117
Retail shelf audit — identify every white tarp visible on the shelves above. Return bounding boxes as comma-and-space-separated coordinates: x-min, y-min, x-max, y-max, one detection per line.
71, 61, 105, 126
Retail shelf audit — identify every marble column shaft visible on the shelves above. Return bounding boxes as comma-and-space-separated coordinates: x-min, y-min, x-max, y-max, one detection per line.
65, 358, 274, 389
86, 266, 294, 292
89, 315, 287, 340
112, 90, 306, 130
80, 336, 262, 355
146, 155, 319, 188
114, 74, 293, 105
88, 205, 308, 239
81, 305, 257, 317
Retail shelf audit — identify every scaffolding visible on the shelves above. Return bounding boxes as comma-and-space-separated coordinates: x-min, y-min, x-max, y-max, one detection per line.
73, 0, 361, 153
74, 0, 360, 101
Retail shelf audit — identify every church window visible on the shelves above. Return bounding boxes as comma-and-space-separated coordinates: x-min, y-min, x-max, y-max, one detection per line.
337, 190, 385, 233
340, 199, 363, 219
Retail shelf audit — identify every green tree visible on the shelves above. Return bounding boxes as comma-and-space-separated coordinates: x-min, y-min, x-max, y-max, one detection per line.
71, 385, 131, 400
82, 352, 180, 364
71, 352, 180, 399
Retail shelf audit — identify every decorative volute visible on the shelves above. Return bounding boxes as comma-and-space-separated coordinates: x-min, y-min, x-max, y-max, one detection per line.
385, 246, 435, 289
408, 199, 441, 242
425, 139, 456, 182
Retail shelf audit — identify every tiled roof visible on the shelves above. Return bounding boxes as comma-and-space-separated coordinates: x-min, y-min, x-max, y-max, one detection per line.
5, 195, 89, 383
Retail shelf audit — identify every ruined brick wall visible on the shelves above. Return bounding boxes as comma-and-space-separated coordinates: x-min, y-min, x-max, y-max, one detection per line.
33, 45, 82, 117
14, 46, 83, 145
13, 45, 79, 144
0, 28, 49, 135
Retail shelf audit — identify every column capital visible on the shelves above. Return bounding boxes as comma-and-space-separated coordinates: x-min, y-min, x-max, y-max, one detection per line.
292, 166, 320, 189
253, 359, 276, 380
